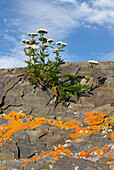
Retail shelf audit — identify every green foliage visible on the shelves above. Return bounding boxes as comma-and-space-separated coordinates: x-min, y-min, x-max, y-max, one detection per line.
22, 30, 99, 107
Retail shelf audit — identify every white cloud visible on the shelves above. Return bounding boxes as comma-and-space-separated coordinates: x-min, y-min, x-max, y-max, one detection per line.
54, 0, 77, 4
0, 56, 27, 69
1, 33, 28, 68
4, 34, 18, 44
1, 0, 114, 68
93, 0, 114, 8
12, 0, 78, 40
5, 0, 114, 39
100, 52, 114, 61
3, 18, 7, 23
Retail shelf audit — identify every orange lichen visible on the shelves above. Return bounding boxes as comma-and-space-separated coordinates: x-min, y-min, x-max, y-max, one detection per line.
70, 132, 81, 138
57, 145, 66, 152
108, 154, 113, 158
84, 147, 98, 157
0, 111, 113, 169
96, 149, 102, 156
85, 112, 96, 116
103, 145, 109, 151
67, 143, 71, 146
75, 165, 79, 168
77, 151, 85, 158
77, 147, 98, 158
64, 149, 71, 155
40, 150, 50, 157
110, 132, 114, 141
84, 112, 107, 126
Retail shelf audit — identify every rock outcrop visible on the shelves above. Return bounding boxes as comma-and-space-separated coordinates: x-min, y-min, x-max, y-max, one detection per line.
0, 61, 114, 117
0, 61, 114, 170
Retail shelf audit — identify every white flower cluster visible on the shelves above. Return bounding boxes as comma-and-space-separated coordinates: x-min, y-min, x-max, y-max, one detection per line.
36, 29, 48, 34
39, 36, 47, 42
88, 60, 100, 64
27, 45, 39, 50
54, 41, 67, 52
47, 39, 54, 43
43, 44, 49, 48
28, 33, 38, 36
56, 41, 67, 46
22, 29, 68, 54
21, 39, 26, 43
35, 41, 39, 45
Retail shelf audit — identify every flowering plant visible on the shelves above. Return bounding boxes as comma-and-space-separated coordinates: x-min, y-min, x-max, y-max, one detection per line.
88, 60, 100, 76
22, 29, 65, 89
22, 29, 99, 107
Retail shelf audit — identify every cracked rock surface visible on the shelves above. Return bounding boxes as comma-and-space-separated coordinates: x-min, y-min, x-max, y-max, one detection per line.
0, 62, 114, 116
0, 61, 114, 169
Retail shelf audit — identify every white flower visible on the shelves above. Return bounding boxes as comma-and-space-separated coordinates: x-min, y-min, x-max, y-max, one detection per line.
39, 36, 47, 42
21, 39, 26, 43
32, 33, 38, 36
47, 39, 54, 43
36, 29, 48, 34
27, 45, 32, 48
27, 45, 39, 50
56, 41, 62, 45
43, 44, 49, 48
25, 40, 30, 44
88, 60, 99, 64
44, 44, 49, 47
31, 45, 40, 50
61, 42, 67, 46
28, 33, 38, 36
35, 41, 39, 45
55, 48, 59, 51
28, 33, 31, 36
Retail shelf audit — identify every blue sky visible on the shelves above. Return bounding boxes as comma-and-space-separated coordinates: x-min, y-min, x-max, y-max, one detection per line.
0, 0, 114, 68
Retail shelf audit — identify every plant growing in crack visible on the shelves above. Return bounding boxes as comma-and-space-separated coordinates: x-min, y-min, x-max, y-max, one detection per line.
88, 60, 100, 77
22, 29, 99, 108
87, 60, 100, 90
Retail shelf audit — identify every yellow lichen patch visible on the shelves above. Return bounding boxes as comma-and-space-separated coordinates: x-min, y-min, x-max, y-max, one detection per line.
21, 155, 39, 170
70, 132, 81, 138
40, 150, 50, 157
0, 111, 113, 169
84, 112, 114, 137
110, 132, 114, 141
77, 147, 98, 158
108, 154, 113, 158
84, 112, 107, 126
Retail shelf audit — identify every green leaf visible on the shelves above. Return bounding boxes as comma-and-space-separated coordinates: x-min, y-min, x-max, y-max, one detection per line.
74, 91, 78, 96
90, 72, 97, 76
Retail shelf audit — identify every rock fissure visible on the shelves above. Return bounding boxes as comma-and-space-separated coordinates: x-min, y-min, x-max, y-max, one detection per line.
0, 77, 22, 113
16, 142, 21, 159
